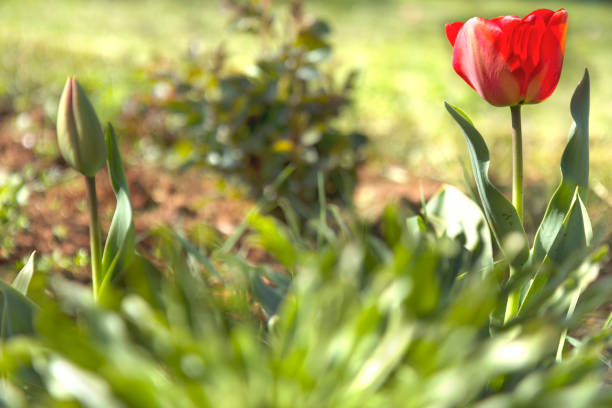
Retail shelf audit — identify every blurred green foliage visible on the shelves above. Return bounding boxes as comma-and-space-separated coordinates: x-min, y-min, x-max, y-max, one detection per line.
1, 3, 612, 404
125, 0, 367, 223
0, 173, 29, 259
2, 192, 612, 407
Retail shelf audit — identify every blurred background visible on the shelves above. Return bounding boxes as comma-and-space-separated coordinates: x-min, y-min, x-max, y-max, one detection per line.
1, 0, 611, 270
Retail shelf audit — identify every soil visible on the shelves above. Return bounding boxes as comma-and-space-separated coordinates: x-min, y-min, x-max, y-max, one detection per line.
0, 109, 443, 279
2, 107, 611, 281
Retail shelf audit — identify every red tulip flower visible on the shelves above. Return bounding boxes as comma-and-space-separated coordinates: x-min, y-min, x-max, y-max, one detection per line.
446, 9, 568, 107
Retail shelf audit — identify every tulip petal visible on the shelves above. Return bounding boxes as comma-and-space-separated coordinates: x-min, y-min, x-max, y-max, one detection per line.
445, 22, 464, 46
446, 9, 567, 106
493, 16, 521, 63
513, 24, 527, 62
524, 11, 567, 103
527, 22, 545, 68
71, 79, 107, 176
57, 78, 81, 171
523, 35, 563, 102
525, 8, 555, 23
548, 9, 568, 51
452, 18, 521, 106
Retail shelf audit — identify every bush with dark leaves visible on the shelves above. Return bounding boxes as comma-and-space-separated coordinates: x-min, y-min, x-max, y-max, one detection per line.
124, 0, 367, 224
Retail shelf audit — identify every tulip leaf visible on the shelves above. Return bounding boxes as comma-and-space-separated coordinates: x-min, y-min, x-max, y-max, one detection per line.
248, 212, 297, 269
445, 103, 528, 267
547, 189, 592, 265
173, 231, 226, 285
120, 252, 165, 311
406, 215, 427, 241
1, 257, 38, 339
250, 266, 290, 318
99, 124, 135, 298
520, 188, 592, 311
425, 185, 493, 274
11, 251, 36, 296
532, 69, 590, 266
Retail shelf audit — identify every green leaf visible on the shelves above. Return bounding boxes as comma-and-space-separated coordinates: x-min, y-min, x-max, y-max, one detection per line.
548, 190, 592, 265
12, 251, 35, 295
350, 313, 413, 393
0, 381, 26, 408
99, 124, 135, 298
0, 251, 37, 338
248, 212, 297, 268
250, 266, 290, 318
120, 253, 164, 311
0, 280, 38, 339
405, 215, 427, 241
426, 185, 493, 274
520, 189, 593, 312
532, 69, 590, 266
445, 103, 528, 267
173, 231, 226, 284
218, 165, 294, 255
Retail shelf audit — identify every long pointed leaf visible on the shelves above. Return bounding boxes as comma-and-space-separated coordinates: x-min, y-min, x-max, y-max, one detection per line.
532, 69, 590, 265
173, 231, 226, 285
0, 280, 38, 339
520, 189, 593, 311
99, 124, 135, 297
445, 103, 528, 267
548, 190, 592, 265
251, 268, 289, 318
11, 251, 35, 295
0, 252, 38, 338
248, 212, 297, 269
426, 185, 493, 274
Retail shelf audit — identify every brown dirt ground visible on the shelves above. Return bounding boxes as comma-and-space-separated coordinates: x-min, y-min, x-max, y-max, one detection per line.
2, 108, 611, 282
0, 111, 444, 279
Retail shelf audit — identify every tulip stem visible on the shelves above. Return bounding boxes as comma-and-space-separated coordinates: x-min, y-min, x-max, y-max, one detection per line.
505, 105, 524, 324
511, 105, 523, 222
85, 176, 103, 301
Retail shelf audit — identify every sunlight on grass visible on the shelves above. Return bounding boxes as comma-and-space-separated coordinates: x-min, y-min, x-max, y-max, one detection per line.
2, 0, 612, 191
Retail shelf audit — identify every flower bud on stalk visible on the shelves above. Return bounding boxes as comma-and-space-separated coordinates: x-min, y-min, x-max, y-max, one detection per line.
444, 9, 569, 323
57, 76, 106, 300
57, 77, 107, 177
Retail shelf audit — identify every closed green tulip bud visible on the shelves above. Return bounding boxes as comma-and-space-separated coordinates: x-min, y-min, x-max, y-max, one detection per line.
57, 77, 107, 177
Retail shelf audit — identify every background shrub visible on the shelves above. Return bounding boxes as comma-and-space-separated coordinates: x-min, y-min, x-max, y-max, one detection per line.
124, 0, 367, 224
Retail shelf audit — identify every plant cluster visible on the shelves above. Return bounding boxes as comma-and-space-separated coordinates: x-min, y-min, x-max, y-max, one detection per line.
1, 5, 612, 408
123, 0, 367, 223
2, 185, 612, 407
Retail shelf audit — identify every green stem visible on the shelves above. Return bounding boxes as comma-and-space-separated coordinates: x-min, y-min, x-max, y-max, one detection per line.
505, 105, 524, 324
85, 176, 103, 301
504, 267, 520, 323
511, 105, 523, 222
556, 288, 582, 361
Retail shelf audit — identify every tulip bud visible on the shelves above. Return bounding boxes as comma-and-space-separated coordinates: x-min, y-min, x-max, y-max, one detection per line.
57, 77, 107, 177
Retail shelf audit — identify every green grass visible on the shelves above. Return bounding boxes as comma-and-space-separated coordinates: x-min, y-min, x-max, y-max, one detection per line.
0, 0, 227, 117
3, 0, 612, 204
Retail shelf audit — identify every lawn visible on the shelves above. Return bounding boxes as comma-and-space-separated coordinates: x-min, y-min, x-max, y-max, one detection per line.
2, 0, 612, 217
